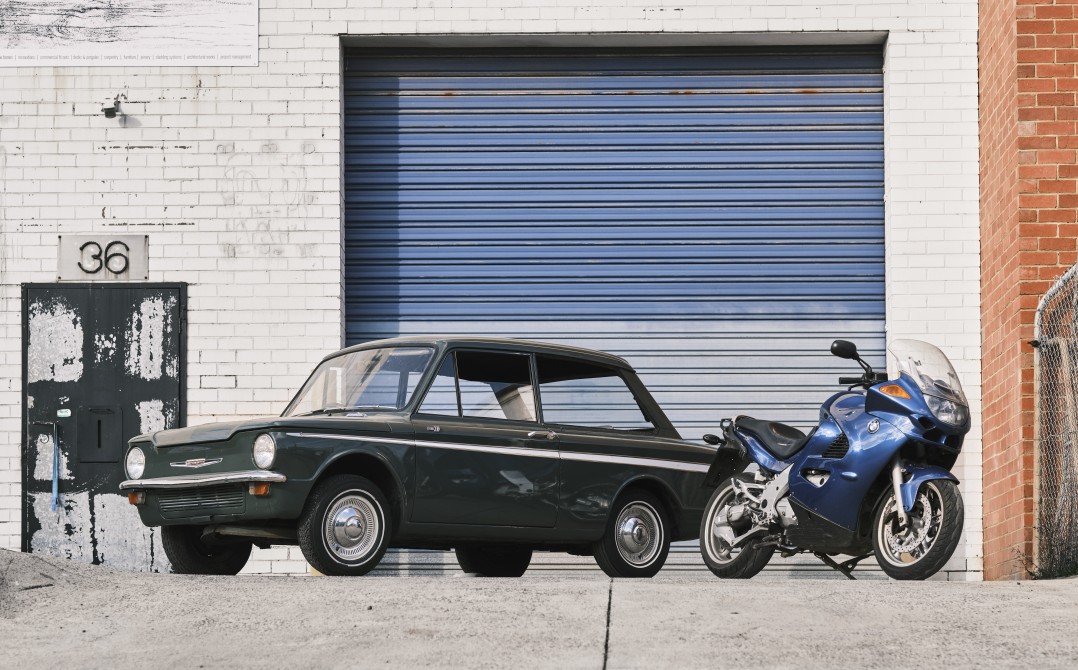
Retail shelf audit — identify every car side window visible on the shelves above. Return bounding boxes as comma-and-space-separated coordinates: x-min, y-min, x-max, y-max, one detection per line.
536, 355, 654, 431
416, 350, 539, 423
457, 351, 537, 422
417, 355, 459, 416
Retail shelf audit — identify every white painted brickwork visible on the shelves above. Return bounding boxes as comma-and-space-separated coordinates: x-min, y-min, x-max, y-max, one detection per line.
0, 0, 980, 579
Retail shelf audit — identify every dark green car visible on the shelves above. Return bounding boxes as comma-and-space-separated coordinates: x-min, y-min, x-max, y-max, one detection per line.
121, 337, 717, 577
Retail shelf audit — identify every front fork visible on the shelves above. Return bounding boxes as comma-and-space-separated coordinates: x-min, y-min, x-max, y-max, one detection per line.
890, 455, 908, 526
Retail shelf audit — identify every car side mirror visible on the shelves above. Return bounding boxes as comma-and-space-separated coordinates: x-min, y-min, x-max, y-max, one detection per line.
830, 340, 860, 361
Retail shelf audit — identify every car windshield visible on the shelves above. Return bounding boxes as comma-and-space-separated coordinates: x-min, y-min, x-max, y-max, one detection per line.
888, 339, 968, 406
284, 346, 435, 416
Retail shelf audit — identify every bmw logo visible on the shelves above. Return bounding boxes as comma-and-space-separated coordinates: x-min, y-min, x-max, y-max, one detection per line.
868, 419, 880, 434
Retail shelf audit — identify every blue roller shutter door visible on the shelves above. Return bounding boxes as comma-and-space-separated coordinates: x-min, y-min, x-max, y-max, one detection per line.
343, 46, 884, 442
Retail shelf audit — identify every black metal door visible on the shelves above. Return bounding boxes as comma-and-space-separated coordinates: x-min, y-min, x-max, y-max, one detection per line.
22, 283, 186, 571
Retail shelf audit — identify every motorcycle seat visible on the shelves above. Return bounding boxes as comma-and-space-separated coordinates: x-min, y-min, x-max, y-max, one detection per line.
734, 416, 809, 460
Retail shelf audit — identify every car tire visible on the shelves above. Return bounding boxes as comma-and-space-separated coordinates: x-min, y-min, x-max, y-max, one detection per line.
161, 525, 252, 575
593, 489, 671, 578
455, 545, 533, 577
297, 474, 391, 576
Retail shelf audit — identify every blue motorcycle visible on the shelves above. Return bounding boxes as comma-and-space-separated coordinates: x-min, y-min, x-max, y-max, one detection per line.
699, 339, 969, 580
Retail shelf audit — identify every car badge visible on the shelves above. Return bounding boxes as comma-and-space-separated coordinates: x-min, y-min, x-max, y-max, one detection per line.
171, 458, 223, 469
867, 419, 880, 434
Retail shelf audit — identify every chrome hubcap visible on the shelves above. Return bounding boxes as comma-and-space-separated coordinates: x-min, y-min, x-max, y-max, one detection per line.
614, 502, 662, 567
334, 507, 366, 544
324, 493, 381, 564
620, 517, 651, 551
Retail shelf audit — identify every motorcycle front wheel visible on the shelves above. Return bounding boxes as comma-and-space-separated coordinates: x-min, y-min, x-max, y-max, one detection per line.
699, 476, 774, 579
872, 480, 963, 580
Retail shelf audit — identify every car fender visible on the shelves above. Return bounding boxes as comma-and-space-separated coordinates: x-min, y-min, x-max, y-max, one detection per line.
612, 474, 682, 519
900, 463, 959, 512
309, 444, 410, 509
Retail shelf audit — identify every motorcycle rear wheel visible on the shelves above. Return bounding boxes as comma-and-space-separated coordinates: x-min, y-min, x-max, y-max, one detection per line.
872, 480, 963, 580
699, 476, 774, 579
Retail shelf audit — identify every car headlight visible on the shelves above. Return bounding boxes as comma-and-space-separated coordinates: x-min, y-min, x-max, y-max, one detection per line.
925, 395, 969, 426
253, 433, 276, 469
125, 447, 146, 480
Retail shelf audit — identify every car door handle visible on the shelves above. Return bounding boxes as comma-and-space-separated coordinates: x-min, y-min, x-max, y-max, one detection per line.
528, 430, 557, 440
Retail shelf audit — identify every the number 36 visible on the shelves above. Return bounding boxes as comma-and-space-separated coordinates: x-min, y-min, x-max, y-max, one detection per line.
78, 240, 130, 275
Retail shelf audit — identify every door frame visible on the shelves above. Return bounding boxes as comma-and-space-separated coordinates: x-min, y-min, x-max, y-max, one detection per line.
19, 282, 188, 552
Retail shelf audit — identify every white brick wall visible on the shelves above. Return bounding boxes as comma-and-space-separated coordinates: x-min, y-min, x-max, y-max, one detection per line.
0, 0, 980, 578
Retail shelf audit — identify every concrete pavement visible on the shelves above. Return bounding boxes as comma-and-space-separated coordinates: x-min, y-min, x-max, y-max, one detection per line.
1, 549, 1076, 669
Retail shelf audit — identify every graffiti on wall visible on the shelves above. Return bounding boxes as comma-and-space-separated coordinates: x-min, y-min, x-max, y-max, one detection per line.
218, 141, 320, 259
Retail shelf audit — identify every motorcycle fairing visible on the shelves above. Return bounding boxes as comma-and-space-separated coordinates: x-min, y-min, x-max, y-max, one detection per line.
865, 373, 967, 456
786, 392, 905, 531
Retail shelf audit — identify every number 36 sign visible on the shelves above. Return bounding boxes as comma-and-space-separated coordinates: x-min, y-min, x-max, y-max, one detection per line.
57, 235, 149, 281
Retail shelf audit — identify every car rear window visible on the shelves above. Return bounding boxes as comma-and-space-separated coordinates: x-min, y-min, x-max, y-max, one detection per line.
536, 356, 653, 431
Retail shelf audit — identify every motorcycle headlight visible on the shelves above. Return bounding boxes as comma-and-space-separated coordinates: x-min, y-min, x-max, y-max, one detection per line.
125, 447, 146, 480
926, 395, 969, 426
253, 433, 276, 469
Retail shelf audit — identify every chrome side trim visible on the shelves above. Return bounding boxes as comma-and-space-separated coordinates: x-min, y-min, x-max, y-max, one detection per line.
284, 432, 710, 474
287, 432, 556, 460
287, 432, 414, 447
120, 471, 286, 491
559, 450, 711, 474
413, 438, 557, 460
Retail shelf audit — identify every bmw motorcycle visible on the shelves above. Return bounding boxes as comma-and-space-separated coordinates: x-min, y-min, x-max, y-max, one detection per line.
698, 339, 969, 580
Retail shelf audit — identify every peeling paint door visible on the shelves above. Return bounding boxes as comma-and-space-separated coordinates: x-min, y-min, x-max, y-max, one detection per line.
22, 284, 186, 572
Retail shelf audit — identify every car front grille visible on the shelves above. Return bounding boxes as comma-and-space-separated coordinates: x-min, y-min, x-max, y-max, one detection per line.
157, 484, 246, 518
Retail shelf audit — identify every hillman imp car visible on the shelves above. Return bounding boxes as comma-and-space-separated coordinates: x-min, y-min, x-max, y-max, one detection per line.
120, 337, 717, 577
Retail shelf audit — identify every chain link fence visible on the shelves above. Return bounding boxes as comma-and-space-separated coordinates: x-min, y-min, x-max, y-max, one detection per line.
1034, 264, 1078, 578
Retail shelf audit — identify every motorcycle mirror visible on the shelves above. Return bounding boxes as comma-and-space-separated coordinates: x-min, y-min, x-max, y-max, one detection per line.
830, 339, 860, 361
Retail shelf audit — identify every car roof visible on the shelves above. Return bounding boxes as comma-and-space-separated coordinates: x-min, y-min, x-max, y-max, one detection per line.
326, 336, 633, 370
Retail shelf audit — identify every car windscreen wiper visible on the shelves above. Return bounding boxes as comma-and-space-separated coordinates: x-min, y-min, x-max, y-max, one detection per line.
294, 406, 396, 417
294, 407, 356, 417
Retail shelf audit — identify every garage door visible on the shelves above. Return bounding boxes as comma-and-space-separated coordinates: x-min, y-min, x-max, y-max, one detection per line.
342, 46, 885, 440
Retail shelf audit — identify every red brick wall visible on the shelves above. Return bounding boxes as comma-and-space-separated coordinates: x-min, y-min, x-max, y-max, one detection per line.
981, 0, 1078, 579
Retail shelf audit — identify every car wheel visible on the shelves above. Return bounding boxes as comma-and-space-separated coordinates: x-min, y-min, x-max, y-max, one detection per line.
455, 545, 533, 577
161, 525, 252, 575
593, 489, 671, 578
297, 474, 391, 576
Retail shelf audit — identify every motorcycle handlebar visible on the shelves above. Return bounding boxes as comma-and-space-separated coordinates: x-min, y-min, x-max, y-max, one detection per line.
838, 376, 865, 385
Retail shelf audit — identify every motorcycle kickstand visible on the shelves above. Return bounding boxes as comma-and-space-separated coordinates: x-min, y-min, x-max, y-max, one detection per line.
814, 552, 873, 580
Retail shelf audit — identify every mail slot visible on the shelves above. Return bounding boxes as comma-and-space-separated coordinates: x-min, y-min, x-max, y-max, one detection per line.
77, 406, 124, 464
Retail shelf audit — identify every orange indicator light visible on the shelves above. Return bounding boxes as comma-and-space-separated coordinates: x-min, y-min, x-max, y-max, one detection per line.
127, 491, 145, 506
249, 483, 271, 497
880, 385, 911, 400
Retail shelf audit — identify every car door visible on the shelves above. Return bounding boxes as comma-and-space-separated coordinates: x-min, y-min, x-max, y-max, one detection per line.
533, 354, 695, 527
410, 349, 560, 527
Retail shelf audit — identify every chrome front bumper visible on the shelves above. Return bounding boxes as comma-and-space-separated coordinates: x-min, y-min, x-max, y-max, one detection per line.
119, 470, 287, 490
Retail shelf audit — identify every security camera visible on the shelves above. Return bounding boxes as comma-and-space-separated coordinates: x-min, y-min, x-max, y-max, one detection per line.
102, 97, 119, 119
